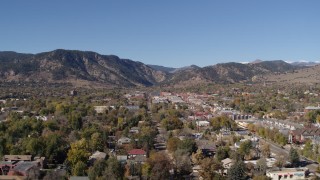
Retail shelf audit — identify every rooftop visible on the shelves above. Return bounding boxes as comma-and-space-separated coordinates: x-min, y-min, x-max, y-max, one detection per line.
4, 155, 32, 161
128, 149, 146, 155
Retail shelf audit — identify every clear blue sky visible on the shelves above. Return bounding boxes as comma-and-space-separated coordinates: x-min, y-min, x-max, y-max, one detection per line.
1, 1, 319, 67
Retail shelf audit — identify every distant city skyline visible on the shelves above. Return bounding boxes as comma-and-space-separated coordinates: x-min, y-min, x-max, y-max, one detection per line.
1, 0, 319, 68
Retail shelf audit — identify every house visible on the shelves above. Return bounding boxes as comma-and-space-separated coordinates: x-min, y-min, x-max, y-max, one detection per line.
127, 155, 147, 164
289, 127, 320, 144
117, 155, 128, 164
221, 158, 233, 174
129, 127, 139, 134
3, 155, 32, 162
70, 176, 89, 180
117, 137, 131, 145
128, 149, 146, 159
94, 106, 108, 114
89, 151, 106, 161
197, 140, 216, 157
7, 162, 39, 177
217, 131, 231, 138
234, 130, 249, 136
34, 156, 46, 169
190, 165, 201, 179
244, 158, 278, 168
0, 161, 17, 175
304, 106, 320, 113
125, 106, 140, 111
196, 121, 210, 127
35, 116, 48, 121
266, 167, 309, 180
0, 175, 26, 180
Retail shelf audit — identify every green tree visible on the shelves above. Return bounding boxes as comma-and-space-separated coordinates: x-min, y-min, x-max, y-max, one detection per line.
289, 148, 300, 167
216, 146, 230, 161
69, 112, 83, 130
0, 137, 7, 157
227, 160, 247, 180
238, 140, 252, 158
44, 134, 66, 163
72, 161, 87, 176
67, 139, 90, 168
178, 138, 197, 154
302, 140, 313, 158
91, 132, 104, 151
24, 137, 44, 156
102, 157, 124, 180
88, 159, 107, 180
162, 117, 183, 131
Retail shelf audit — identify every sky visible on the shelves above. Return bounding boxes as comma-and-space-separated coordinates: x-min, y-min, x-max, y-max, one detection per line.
0, 1, 319, 68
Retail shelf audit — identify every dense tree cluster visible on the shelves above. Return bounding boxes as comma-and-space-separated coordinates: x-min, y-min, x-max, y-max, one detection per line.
247, 124, 287, 146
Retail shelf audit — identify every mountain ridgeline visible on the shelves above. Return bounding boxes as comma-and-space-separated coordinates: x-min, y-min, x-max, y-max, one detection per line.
0, 49, 166, 87
0, 49, 304, 87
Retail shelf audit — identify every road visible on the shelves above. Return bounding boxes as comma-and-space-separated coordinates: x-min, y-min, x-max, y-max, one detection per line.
259, 137, 319, 173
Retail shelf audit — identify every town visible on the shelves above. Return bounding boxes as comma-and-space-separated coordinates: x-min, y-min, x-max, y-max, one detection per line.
1, 83, 320, 180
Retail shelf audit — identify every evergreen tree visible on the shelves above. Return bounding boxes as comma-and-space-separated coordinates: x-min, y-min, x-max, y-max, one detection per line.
227, 160, 247, 180
289, 148, 300, 167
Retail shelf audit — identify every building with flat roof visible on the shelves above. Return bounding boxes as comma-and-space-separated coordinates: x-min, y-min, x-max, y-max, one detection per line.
266, 167, 309, 180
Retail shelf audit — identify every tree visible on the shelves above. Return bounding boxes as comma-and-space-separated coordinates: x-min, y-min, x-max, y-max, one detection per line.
90, 132, 104, 151
43, 170, 65, 180
274, 153, 287, 168
302, 140, 313, 158
24, 137, 44, 156
162, 117, 183, 131
88, 159, 107, 180
167, 137, 181, 153
102, 157, 124, 180
260, 143, 271, 158
141, 163, 151, 179
216, 146, 230, 161
256, 158, 268, 174
44, 134, 66, 163
199, 157, 224, 180
173, 149, 192, 177
67, 139, 90, 168
0, 137, 6, 158
72, 161, 87, 176
238, 140, 253, 159
289, 148, 300, 167
191, 149, 205, 165
148, 152, 172, 180
69, 112, 83, 130
178, 138, 197, 154
227, 160, 247, 180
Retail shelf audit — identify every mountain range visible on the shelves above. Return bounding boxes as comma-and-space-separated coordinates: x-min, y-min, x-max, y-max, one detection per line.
0, 49, 316, 87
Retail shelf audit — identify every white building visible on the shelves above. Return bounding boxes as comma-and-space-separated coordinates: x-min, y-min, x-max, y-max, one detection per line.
266, 167, 308, 180
94, 106, 108, 113
196, 121, 210, 127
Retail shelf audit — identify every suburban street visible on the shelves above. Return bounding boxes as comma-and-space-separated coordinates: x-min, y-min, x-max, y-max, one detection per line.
259, 137, 319, 173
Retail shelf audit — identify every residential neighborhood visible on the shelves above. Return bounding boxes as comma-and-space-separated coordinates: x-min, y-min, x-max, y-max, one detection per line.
1, 85, 320, 180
